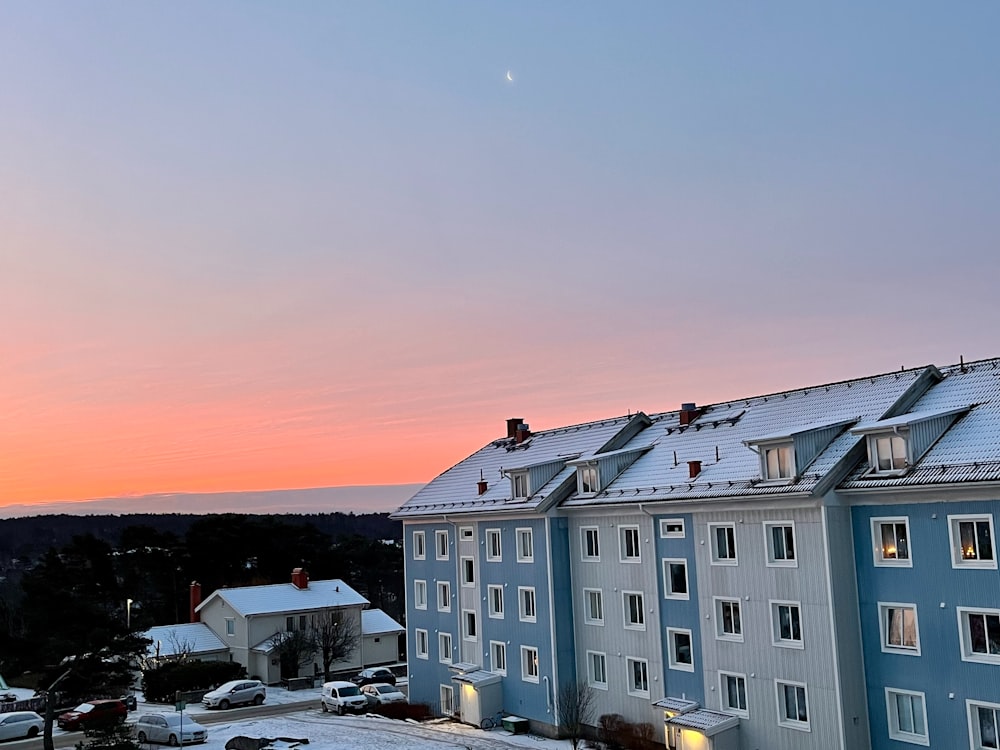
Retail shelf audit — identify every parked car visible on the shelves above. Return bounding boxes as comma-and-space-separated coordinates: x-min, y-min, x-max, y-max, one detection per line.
132, 712, 208, 746
0, 711, 44, 741
320, 681, 367, 715
201, 680, 265, 710
360, 683, 406, 706
350, 667, 396, 687
57, 699, 128, 731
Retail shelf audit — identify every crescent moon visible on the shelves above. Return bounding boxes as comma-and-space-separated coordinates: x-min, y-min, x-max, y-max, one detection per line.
506, 70, 513, 82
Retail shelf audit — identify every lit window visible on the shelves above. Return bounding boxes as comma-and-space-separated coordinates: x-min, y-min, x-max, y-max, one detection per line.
521, 646, 539, 683
709, 523, 738, 565
583, 588, 604, 626
720, 672, 748, 717
623, 591, 645, 630
437, 581, 451, 612
619, 526, 641, 562
872, 517, 912, 566
969, 699, 1000, 750
517, 528, 534, 562
949, 515, 997, 569
435, 530, 449, 560
587, 651, 607, 689
519, 587, 537, 622
715, 598, 743, 642
463, 610, 477, 642
667, 628, 694, 672
439, 685, 454, 715
578, 465, 599, 494
872, 434, 908, 473
512, 473, 530, 499
487, 585, 504, 619
764, 445, 794, 480
771, 601, 803, 648
626, 657, 649, 697
438, 632, 452, 664
776, 680, 809, 731
582, 526, 600, 561
660, 518, 685, 538
663, 559, 689, 600
886, 688, 928, 745
490, 641, 506, 675
959, 608, 1000, 664
486, 529, 502, 562
414, 579, 427, 610
879, 603, 920, 655
415, 629, 428, 659
412, 531, 425, 560
765, 522, 797, 566
461, 556, 475, 586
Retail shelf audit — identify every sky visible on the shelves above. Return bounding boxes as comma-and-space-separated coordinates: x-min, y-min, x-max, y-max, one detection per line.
2, 3, 999, 511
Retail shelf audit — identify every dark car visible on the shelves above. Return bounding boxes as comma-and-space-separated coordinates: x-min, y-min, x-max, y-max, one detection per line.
351, 667, 396, 687
57, 699, 127, 731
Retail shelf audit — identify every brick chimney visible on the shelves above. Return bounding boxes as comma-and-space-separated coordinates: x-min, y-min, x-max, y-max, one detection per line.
189, 581, 201, 623
292, 568, 309, 589
679, 403, 703, 426
506, 418, 524, 439
688, 460, 702, 479
515, 423, 531, 444
477, 479, 489, 495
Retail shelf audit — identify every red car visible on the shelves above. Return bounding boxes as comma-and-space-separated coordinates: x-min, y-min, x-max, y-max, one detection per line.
57, 699, 127, 731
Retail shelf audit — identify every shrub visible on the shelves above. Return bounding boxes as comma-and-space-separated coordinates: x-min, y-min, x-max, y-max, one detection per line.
141, 660, 247, 704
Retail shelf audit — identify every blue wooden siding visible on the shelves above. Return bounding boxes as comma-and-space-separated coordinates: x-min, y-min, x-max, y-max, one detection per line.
549, 517, 578, 697
853, 499, 1000, 750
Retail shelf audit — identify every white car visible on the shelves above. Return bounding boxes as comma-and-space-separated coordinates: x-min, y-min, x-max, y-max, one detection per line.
133, 712, 208, 745
0, 711, 43, 741
360, 683, 407, 706
201, 680, 266, 710
320, 681, 367, 715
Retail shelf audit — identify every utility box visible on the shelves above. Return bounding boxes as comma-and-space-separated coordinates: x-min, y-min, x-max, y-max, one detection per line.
502, 716, 529, 734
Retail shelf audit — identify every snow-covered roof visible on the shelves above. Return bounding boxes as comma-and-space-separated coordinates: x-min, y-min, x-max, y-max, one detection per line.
850, 406, 969, 433
652, 696, 699, 713
198, 579, 368, 617
362, 609, 404, 636
665, 708, 740, 735
144, 623, 228, 658
451, 669, 501, 687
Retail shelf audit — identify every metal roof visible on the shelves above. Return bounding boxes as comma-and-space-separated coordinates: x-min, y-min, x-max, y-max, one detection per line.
451, 669, 501, 687
653, 696, 699, 713
362, 608, 404, 636
666, 708, 740, 735
143, 623, 228, 658
199, 578, 368, 617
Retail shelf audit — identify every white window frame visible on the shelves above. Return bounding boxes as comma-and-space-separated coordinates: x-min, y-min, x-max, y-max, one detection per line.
462, 610, 477, 642
619, 525, 642, 563
709, 523, 738, 565
412, 531, 425, 560
660, 518, 685, 538
460, 556, 475, 587
518, 586, 537, 623
415, 628, 428, 659
762, 443, 795, 482
623, 590, 646, 631
958, 607, 1000, 664
581, 526, 600, 562
577, 464, 599, 494
770, 600, 804, 649
714, 596, 744, 642
459, 525, 473, 540
871, 517, 912, 567
438, 632, 452, 664
587, 650, 608, 690
487, 584, 504, 619
719, 671, 749, 718
663, 558, 689, 600
583, 588, 604, 626
413, 579, 427, 610
516, 528, 534, 562
625, 656, 649, 698
512, 472, 530, 499
440, 685, 454, 715
225, 617, 235, 637
521, 646, 540, 683
878, 602, 920, 656
948, 514, 997, 569
490, 640, 507, 675
967, 698, 1000, 750
886, 687, 929, 746
764, 521, 797, 567
435, 529, 449, 561
868, 432, 909, 475
437, 581, 451, 612
486, 528, 502, 562
667, 627, 694, 672
775, 679, 810, 732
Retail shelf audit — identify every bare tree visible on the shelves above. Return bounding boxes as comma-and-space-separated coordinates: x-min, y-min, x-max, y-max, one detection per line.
267, 629, 318, 680
313, 610, 359, 682
558, 680, 597, 750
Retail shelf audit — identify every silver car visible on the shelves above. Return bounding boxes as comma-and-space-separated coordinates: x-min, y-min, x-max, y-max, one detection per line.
201, 680, 265, 710
133, 713, 207, 746
0, 711, 43, 741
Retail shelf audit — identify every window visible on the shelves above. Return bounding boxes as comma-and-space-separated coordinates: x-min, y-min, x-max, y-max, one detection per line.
764, 444, 794, 481
959, 608, 1000, 664
519, 587, 537, 622
715, 597, 743, 641
771, 601, 803, 648
969, 699, 1000, 750
486, 529, 502, 561
879, 603, 920, 655
437, 581, 451, 612
776, 680, 809, 731
578, 464, 599, 494
488, 585, 504, 618
886, 688, 928, 745
299, 615, 306, 630
225, 617, 235, 636
286, 616, 294, 631
516, 528, 534, 562
871, 434, 908, 474
949, 515, 997, 569
461, 556, 475, 586
513, 472, 530, 499
720, 672, 748, 717
463, 610, 477, 642
623, 591, 646, 630
414, 579, 427, 610
619, 525, 641, 562
663, 559, 689, 599
626, 657, 649, 697
460, 526, 473, 540
587, 651, 608, 689
440, 685, 454, 715
583, 588, 604, 626
660, 518, 685, 538
438, 632, 452, 664
415, 629, 428, 659
709, 523, 738, 565
435, 530, 449, 560
582, 526, 600, 561
667, 628, 694, 672
521, 646, 539, 683
490, 641, 507, 675
412, 531, 426, 560
765, 522, 797, 566
872, 517, 912, 566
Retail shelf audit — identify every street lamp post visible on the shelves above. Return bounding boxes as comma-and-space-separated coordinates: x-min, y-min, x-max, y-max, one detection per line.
126, 598, 134, 630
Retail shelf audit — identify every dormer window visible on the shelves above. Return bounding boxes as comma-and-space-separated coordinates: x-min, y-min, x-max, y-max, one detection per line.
873, 434, 907, 473
764, 445, 794, 481
852, 407, 969, 478
578, 464, 599, 494
512, 472, 530, 500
